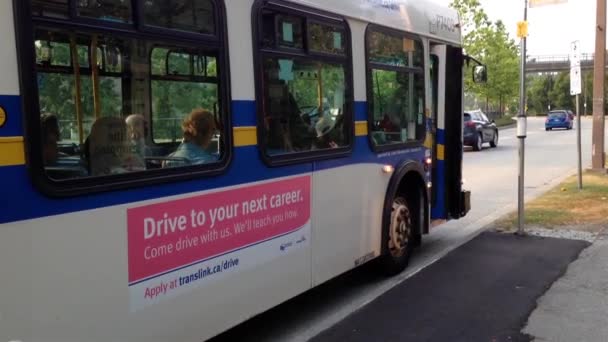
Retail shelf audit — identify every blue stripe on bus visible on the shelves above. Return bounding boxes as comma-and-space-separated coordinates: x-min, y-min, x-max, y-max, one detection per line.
231, 100, 257, 127
315, 137, 426, 172
354, 101, 367, 121
431, 129, 446, 219
436, 129, 446, 145
431, 159, 446, 219
0, 137, 434, 224
0, 95, 24, 137
0, 145, 312, 224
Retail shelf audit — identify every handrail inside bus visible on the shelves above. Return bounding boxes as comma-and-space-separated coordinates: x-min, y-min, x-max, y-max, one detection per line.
91, 34, 101, 120
69, 35, 84, 145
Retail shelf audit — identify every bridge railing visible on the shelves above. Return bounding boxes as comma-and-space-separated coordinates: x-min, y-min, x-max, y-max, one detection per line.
527, 53, 595, 63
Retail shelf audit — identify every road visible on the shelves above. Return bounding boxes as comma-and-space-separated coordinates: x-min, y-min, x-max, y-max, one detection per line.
210, 117, 607, 342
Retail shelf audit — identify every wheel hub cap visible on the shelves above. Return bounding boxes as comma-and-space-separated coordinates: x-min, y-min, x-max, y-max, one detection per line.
389, 199, 411, 257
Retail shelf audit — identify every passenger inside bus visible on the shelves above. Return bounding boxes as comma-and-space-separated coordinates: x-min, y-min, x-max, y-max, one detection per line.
126, 114, 154, 157
163, 109, 218, 168
86, 116, 146, 176
41, 112, 62, 166
42, 113, 88, 179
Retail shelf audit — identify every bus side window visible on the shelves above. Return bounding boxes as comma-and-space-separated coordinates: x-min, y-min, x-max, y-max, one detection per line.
30, 0, 229, 188
254, 4, 353, 162
367, 28, 425, 147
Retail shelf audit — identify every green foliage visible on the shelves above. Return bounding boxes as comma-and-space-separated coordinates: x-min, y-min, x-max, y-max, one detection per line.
526, 71, 595, 116
451, 0, 519, 114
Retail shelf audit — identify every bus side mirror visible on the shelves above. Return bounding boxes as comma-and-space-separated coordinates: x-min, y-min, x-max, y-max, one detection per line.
473, 65, 487, 84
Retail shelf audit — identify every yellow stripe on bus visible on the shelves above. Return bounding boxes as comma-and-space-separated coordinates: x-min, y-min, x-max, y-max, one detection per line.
424, 133, 433, 149
0, 136, 25, 166
355, 121, 368, 136
233, 127, 257, 147
437, 144, 445, 161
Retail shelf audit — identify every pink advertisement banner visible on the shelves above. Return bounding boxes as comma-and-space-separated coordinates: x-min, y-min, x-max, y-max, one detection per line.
127, 176, 311, 284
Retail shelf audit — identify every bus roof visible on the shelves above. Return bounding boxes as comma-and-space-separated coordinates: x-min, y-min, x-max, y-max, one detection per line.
289, 0, 462, 45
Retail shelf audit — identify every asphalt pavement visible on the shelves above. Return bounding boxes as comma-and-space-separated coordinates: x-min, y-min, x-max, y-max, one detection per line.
209, 117, 607, 342
311, 232, 589, 342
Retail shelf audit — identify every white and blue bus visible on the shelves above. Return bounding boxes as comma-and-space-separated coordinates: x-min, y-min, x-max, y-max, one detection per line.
0, 0, 484, 341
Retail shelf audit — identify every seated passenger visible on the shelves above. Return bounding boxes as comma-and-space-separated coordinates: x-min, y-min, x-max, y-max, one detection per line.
88, 117, 145, 176
163, 109, 218, 168
41, 113, 88, 178
41, 112, 63, 165
125, 114, 153, 157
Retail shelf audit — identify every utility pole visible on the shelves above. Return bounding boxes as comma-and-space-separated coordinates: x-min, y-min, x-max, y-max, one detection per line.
592, 0, 606, 170
516, 0, 528, 235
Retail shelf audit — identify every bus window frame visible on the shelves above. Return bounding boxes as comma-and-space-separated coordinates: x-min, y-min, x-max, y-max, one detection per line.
364, 24, 427, 153
14, 0, 233, 198
137, 0, 220, 41
252, 0, 355, 167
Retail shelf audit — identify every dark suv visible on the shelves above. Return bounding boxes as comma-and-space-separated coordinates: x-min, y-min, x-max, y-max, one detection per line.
463, 110, 498, 151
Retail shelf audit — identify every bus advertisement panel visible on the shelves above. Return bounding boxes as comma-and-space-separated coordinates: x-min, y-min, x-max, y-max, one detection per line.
127, 175, 311, 309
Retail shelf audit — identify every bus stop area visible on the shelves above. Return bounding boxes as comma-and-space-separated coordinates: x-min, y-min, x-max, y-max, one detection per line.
308, 231, 596, 342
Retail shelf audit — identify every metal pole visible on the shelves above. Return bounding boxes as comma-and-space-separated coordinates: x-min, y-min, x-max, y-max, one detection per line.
577, 94, 583, 189
592, 0, 606, 170
517, 0, 528, 235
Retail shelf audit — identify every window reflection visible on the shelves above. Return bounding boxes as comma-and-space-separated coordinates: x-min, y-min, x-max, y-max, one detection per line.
76, 0, 132, 23
309, 23, 345, 55
31, 0, 69, 19
368, 31, 423, 68
143, 0, 216, 34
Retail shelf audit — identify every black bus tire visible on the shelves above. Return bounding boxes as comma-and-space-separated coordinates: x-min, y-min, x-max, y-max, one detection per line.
379, 194, 418, 276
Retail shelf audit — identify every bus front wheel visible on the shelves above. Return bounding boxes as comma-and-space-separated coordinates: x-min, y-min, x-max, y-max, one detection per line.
379, 196, 415, 275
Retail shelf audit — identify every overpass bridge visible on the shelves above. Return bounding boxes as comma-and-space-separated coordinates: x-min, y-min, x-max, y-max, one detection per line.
526, 53, 601, 73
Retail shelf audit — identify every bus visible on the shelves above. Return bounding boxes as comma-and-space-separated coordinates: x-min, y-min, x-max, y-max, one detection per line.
0, 0, 485, 341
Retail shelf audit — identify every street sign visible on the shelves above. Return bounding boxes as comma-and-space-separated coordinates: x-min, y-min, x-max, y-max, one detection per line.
570, 40, 582, 95
529, 0, 567, 8
517, 21, 528, 38
570, 40, 581, 68
570, 66, 581, 95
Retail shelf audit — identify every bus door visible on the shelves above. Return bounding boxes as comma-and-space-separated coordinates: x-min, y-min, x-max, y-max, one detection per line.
430, 45, 446, 220
430, 44, 468, 220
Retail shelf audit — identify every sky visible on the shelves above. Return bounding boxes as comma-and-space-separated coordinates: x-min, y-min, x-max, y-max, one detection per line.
431, 0, 598, 56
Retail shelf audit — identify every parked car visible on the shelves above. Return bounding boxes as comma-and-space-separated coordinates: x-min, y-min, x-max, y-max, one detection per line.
463, 109, 498, 151
545, 110, 573, 131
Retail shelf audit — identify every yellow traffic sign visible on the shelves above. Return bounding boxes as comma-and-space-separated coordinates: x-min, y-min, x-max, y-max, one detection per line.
517, 21, 528, 38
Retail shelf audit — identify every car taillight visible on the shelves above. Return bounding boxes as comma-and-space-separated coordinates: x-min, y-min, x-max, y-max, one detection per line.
465, 121, 475, 127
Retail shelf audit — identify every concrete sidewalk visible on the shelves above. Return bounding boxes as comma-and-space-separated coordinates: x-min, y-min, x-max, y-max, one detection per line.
523, 232, 608, 342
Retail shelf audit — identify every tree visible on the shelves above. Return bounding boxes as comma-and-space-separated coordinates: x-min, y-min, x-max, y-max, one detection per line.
451, 0, 520, 115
